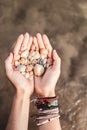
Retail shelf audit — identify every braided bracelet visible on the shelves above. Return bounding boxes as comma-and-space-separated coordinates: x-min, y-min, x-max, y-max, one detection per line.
36, 116, 59, 126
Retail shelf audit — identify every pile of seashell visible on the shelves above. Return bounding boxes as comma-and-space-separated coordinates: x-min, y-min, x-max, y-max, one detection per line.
14, 48, 53, 78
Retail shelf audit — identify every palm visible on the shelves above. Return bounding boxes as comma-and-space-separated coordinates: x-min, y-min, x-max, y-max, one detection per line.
10, 69, 33, 94
34, 33, 61, 97
5, 33, 34, 96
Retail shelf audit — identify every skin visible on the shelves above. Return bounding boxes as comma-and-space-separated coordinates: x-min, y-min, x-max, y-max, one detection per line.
34, 33, 61, 97
5, 32, 61, 130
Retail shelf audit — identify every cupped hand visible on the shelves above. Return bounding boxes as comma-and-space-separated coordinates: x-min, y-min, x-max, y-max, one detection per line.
33, 33, 61, 97
5, 33, 34, 97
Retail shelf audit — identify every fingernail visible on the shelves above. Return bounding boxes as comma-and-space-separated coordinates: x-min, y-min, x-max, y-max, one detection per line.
25, 32, 29, 36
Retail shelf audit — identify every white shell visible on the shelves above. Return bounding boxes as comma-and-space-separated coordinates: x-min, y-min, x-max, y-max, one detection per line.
25, 73, 30, 78
43, 58, 47, 64
17, 65, 26, 72
21, 71, 26, 75
14, 61, 20, 66
28, 51, 40, 60
21, 50, 29, 58
34, 64, 45, 76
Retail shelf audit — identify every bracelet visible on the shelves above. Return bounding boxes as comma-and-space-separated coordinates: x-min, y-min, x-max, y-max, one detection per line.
35, 96, 58, 110
31, 96, 60, 126
36, 116, 59, 126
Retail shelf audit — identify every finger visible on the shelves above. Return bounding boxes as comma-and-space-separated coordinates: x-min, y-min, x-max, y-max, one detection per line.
21, 32, 29, 51
30, 43, 36, 50
27, 36, 33, 51
33, 37, 39, 51
36, 33, 45, 49
5, 53, 13, 74
52, 50, 61, 71
13, 34, 23, 54
42, 34, 53, 58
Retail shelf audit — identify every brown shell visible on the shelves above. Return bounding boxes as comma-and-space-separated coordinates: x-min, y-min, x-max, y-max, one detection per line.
34, 64, 45, 76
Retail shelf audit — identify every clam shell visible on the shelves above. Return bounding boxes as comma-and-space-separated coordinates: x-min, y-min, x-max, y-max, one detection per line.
34, 64, 45, 76
28, 51, 40, 60
14, 61, 20, 67
25, 65, 33, 72
21, 50, 29, 58
19, 57, 28, 65
40, 48, 48, 57
17, 65, 26, 72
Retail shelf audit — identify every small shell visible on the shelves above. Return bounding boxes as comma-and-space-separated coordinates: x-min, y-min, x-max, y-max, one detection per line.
17, 65, 26, 72
40, 48, 48, 57
19, 57, 28, 65
34, 51, 40, 59
14, 54, 20, 60
43, 58, 47, 64
21, 50, 29, 58
40, 55, 45, 60
34, 64, 45, 76
21, 71, 26, 75
28, 51, 40, 60
26, 65, 33, 72
25, 73, 30, 78
14, 61, 20, 67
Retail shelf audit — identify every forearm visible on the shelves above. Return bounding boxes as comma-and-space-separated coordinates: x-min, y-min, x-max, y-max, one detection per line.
39, 117, 61, 130
38, 92, 62, 130
6, 90, 30, 130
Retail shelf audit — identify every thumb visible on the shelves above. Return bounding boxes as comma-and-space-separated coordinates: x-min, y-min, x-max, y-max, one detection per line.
52, 50, 61, 71
5, 52, 13, 75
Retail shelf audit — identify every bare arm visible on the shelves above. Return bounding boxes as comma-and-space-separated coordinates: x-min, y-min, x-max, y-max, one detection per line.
6, 91, 30, 130
34, 33, 62, 130
5, 33, 34, 130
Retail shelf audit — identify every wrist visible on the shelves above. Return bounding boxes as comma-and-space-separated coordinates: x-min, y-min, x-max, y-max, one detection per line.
15, 89, 31, 100
38, 91, 56, 97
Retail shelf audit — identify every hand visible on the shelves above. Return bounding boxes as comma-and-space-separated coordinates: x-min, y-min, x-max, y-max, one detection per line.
5, 33, 34, 97
33, 33, 61, 97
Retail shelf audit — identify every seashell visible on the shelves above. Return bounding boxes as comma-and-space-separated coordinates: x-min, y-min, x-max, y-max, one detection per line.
34, 64, 45, 76
14, 61, 20, 67
19, 57, 28, 65
25, 73, 30, 78
21, 71, 26, 75
42, 58, 47, 65
40, 48, 48, 57
34, 51, 40, 59
17, 65, 26, 72
21, 50, 29, 58
28, 51, 40, 60
25, 65, 33, 72
14, 54, 20, 60
29, 71, 33, 76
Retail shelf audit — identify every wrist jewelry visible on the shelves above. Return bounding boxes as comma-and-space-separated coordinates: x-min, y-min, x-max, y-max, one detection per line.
31, 96, 60, 126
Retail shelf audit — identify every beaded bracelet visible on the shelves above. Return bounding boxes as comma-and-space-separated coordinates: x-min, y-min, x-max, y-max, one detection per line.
31, 96, 60, 126
35, 96, 58, 110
